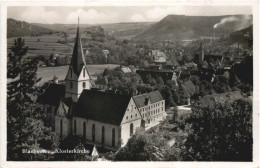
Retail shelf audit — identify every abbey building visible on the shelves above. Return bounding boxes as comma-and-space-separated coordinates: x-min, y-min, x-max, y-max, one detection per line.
37, 20, 166, 150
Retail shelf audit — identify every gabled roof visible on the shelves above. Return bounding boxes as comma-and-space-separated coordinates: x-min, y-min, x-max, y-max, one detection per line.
71, 18, 87, 76
37, 83, 65, 106
74, 90, 132, 126
133, 90, 163, 108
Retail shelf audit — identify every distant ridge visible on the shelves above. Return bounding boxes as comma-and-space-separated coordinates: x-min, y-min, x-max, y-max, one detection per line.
134, 14, 252, 41
7, 18, 54, 38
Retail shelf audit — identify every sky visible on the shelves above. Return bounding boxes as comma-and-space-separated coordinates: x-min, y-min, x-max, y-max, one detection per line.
7, 6, 252, 24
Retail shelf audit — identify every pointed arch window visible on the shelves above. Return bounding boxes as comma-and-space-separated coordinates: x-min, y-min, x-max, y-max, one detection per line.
74, 120, 76, 133
83, 68, 85, 77
83, 121, 86, 139
102, 126, 105, 145
112, 128, 115, 147
92, 124, 95, 141
130, 123, 134, 136
60, 119, 63, 138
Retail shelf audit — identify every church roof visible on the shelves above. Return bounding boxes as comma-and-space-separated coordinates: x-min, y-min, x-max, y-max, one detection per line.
37, 83, 65, 106
133, 90, 163, 108
71, 18, 87, 76
74, 90, 131, 126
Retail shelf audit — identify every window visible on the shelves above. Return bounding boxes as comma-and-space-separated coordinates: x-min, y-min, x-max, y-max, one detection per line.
60, 119, 63, 138
70, 82, 73, 89
102, 126, 105, 145
83, 68, 85, 77
92, 124, 95, 141
131, 115, 132, 118
83, 82, 86, 88
130, 123, 134, 136
70, 68, 72, 78
74, 120, 76, 133
83, 122, 86, 139
135, 114, 137, 117
112, 128, 115, 147
126, 116, 128, 120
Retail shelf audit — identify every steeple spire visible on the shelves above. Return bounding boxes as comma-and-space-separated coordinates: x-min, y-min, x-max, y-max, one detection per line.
71, 15, 86, 76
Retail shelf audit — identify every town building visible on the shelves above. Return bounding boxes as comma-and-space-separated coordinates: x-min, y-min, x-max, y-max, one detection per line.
133, 91, 166, 129
178, 80, 195, 105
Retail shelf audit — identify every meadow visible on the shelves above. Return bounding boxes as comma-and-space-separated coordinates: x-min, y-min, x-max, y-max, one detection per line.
7, 34, 72, 57
37, 64, 119, 85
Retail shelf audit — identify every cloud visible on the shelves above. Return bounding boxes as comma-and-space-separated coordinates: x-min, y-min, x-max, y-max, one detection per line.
130, 14, 146, 22
144, 7, 185, 22
66, 8, 118, 24
19, 7, 60, 24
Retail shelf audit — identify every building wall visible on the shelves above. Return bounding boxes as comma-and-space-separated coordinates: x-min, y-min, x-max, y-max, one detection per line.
55, 115, 72, 139
44, 104, 56, 129
138, 100, 166, 127
120, 119, 141, 147
72, 117, 120, 148
120, 98, 142, 147
65, 65, 91, 102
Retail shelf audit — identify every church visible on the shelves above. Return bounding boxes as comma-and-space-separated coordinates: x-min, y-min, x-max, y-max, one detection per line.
37, 19, 166, 150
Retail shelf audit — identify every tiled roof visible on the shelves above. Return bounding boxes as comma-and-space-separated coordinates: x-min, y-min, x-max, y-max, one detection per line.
74, 90, 131, 126
37, 83, 65, 106
133, 90, 163, 108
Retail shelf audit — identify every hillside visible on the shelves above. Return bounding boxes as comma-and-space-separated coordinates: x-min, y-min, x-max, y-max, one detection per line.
134, 15, 252, 41
229, 25, 253, 47
101, 22, 154, 39
7, 18, 54, 38
33, 22, 154, 40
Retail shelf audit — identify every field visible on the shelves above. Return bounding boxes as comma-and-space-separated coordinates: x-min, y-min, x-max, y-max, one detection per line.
37, 64, 119, 85
7, 34, 72, 57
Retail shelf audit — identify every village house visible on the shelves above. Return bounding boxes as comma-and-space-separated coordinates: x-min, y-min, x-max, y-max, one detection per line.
150, 50, 167, 63
178, 80, 196, 105
133, 91, 166, 129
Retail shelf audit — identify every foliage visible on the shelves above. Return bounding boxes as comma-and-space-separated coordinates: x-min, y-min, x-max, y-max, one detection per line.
114, 129, 168, 161
183, 99, 252, 161
7, 38, 59, 161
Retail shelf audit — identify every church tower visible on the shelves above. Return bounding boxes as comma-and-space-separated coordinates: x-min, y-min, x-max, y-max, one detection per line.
65, 17, 91, 102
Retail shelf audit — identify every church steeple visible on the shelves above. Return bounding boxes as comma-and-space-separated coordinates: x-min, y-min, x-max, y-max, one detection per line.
71, 16, 86, 76
65, 16, 91, 102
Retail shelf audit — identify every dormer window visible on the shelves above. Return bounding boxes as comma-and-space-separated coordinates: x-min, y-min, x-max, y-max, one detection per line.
70, 68, 72, 78
83, 82, 86, 88
83, 68, 85, 77
70, 82, 73, 89
126, 116, 128, 120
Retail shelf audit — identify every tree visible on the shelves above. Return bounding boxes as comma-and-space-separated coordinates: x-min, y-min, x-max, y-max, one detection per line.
183, 99, 252, 161
7, 38, 59, 161
114, 129, 168, 161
